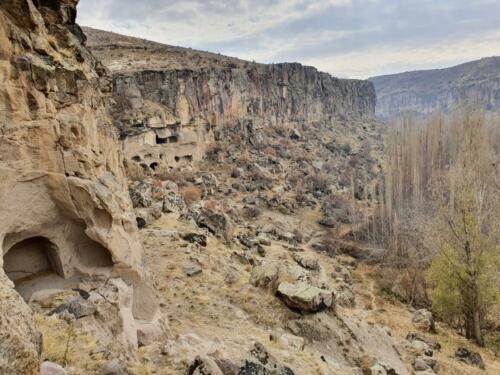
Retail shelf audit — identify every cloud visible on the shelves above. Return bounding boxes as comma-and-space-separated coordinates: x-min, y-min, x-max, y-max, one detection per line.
77, 0, 500, 78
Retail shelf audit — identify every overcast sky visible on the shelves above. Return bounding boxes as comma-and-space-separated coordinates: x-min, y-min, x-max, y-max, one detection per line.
78, 0, 500, 79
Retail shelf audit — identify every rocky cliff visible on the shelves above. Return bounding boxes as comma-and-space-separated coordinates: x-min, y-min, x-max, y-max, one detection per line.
83, 28, 376, 170
0, 2, 156, 372
370, 56, 500, 118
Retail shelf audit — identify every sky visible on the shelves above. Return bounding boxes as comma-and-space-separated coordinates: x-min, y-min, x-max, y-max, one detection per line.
77, 0, 500, 79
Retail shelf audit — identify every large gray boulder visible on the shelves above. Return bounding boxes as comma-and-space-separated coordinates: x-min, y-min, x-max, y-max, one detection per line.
276, 282, 334, 313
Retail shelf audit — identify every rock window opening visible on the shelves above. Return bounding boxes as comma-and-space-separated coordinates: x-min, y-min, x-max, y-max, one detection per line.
3, 236, 63, 286
156, 135, 178, 144
174, 155, 193, 163
150, 162, 159, 170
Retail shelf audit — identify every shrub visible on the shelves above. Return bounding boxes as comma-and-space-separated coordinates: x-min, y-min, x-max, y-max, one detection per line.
180, 186, 202, 207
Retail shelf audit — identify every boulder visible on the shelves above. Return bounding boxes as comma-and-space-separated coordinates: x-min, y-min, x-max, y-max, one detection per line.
163, 191, 187, 214
102, 358, 127, 375
187, 356, 223, 375
292, 253, 320, 271
406, 332, 441, 350
181, 232, 208, 247
454, 347, 485, 369
40, 362, 67, 375
412, 309, 435, 332
318, 216, 336, 228
277, 333, 305, 351
276, 282, 334, 313
239, 342, 294, 375
250, 262, 280, 288
335, 288, 356, 308
194, 208, 231, 241
369, 362, 397, 375
369, 363, 387, 375
413, 357, 430, 372
48, 296, 96, 319
290, 129, 301, 140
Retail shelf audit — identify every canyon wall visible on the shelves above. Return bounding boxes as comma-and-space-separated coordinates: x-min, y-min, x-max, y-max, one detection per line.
84, 28, 376, 171
0, 2, 155, 372
370, 56, 500, 118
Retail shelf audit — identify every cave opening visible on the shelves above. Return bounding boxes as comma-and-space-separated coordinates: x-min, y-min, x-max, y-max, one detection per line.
175, 155, 193, 163
156, 135, 179, 144
3, 236, 63, 286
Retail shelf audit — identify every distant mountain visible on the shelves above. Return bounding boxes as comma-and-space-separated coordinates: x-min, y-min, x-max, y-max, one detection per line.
369, 57, 500, 118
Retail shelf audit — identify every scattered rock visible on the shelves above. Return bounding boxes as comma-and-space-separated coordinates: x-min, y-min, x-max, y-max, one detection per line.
194, 208, 231, 240
40, 361, 67, 375
184, 263, 202, 277
290, 129, 301, 140
102, 358, 127, 375
239, 342, 295, 375
406, 338, 433, 357
292, 253, 320, 271
231, 168, 243, 178
335, 288, 356, 308
275, 333, 305, 351
454, 347, 485, 369
48, 297, 96, 319
187, 356, 223, 375
250, 262, 280, 288
136, 216, 147, 229
413, 357, 429, 371
406, 332, 441, 351
413, 355, 438, 373
318, 216, 335, 228
369, 362, 397, 375
181, 232, 208, 247
163, 191, 187, 213
276, 282, 334, 313
412, 309, 435, 333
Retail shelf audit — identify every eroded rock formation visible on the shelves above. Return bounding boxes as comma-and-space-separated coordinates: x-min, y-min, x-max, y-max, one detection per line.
0, 1, 156, 371
84, 28, 376, 173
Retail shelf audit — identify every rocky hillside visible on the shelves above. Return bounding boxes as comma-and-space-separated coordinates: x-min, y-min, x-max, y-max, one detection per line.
1, 3, 499, 375
83, 27, 375, 171
370, 57, 500, 118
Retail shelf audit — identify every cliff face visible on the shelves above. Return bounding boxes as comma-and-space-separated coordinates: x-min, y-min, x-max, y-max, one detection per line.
0, 2, 155, 372
84, 28, 376, 170
370, 57, 500, 118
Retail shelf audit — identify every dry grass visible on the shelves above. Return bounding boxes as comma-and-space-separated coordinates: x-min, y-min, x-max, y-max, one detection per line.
34, 314, 102, 375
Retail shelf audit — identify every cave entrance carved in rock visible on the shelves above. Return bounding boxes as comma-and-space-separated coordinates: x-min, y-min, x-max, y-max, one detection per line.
3, 236, 64, 285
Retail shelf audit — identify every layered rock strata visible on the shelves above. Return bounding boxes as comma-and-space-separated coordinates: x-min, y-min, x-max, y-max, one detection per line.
84, 28, 376, 171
